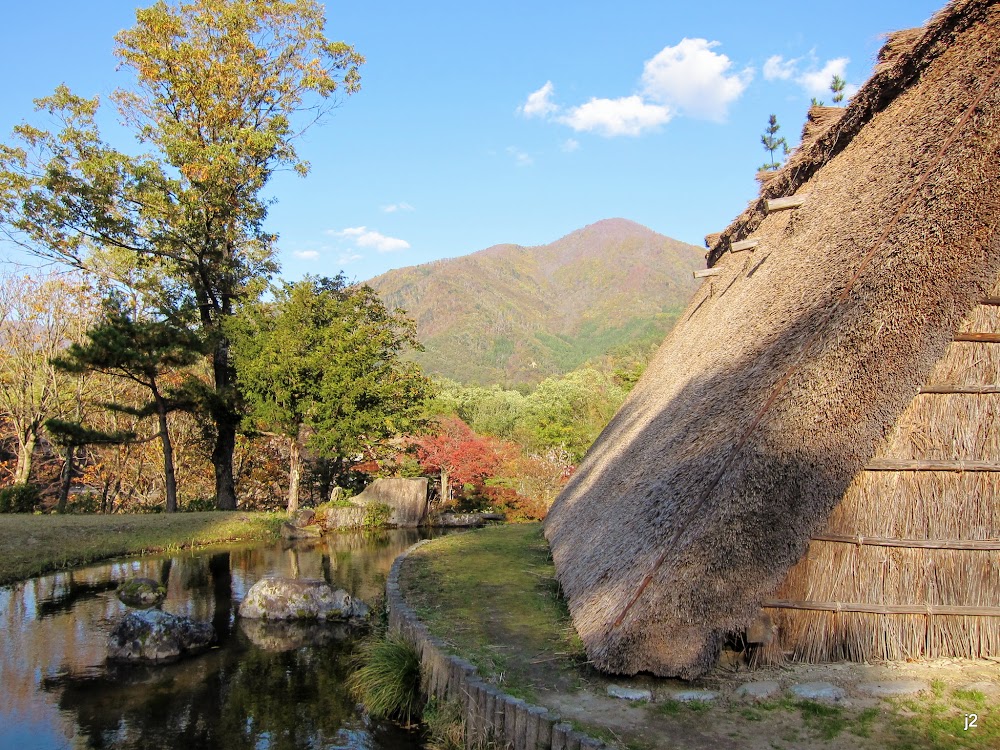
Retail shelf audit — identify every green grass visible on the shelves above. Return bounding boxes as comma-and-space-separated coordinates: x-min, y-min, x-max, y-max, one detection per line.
399, 523, 584, 700
0, 511, 283, 585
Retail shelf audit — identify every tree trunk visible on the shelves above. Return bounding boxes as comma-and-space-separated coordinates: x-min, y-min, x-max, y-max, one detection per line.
287, 436, 301, 515
211, 335, 239, 510
13, 428, 36, 485
56, 445, 75, 514
157, 402, 179, 514
440, 468, 450, 506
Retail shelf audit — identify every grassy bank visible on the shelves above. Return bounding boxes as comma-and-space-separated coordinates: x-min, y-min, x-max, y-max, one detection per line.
399, 524, 1000, 750
400, 523, 585, 700
0, 511, 283, 586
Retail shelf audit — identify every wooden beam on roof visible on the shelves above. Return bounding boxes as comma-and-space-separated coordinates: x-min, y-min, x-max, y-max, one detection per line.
980, 297, 1000, 306
919, 384, 1000, 394
765, 196, 805, 213
810, 532, 1000, 551
693, 268, 722, 279
762, 600, 1000, 617
954, 333, 1000, 343
730, 239, 759, 253
866, 459, 1000, 472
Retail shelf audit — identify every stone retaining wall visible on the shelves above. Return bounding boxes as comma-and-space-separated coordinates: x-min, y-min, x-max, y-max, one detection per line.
386, 539, 608, 750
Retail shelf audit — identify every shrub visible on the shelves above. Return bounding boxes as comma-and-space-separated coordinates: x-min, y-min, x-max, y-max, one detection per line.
363, 501, 393, 529
0, 484, 41, 513
348, 631, 423, 723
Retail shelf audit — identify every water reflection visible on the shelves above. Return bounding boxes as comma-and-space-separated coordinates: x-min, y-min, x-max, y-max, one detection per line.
0, 528, 438, 749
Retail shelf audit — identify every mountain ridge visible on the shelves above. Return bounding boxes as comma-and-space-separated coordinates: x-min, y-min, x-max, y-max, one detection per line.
366, 218, 704, 385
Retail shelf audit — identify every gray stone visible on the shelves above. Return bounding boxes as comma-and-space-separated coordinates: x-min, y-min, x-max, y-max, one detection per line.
857, 680, 929, 697
735, 681, 782, 700
107, 609, 213, 662
238, 578, 369, 621
790, 682, 846, 701
238, 617, 353, 651
606, 685, 652, 701
116, 577, 166, 609
352, 477, 429, 527
673, 689, 719, 703
280, 521, 322, 540
289, 508, 316, 528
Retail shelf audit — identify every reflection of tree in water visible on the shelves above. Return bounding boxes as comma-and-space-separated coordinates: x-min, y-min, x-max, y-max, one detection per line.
44, 622, 420, 749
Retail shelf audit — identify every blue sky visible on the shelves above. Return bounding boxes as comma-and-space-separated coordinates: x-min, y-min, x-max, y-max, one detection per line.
0, 0, 944, 283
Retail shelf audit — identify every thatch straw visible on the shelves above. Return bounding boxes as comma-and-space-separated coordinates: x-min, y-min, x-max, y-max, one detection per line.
545, 0, 1000, 679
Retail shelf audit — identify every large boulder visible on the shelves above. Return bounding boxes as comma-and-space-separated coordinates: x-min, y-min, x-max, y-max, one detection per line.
107, 609, 214, 662
238, 578, 370, 621
116, 577, 167, 608
280, 521, 323, 540
352, 477, 429, 527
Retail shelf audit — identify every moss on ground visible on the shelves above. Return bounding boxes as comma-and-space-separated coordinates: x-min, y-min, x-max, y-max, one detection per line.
0, 511, 283, 585
400, 523, 585, 700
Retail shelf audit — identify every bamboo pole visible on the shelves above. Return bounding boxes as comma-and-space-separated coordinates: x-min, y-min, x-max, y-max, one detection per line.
866, 459, 1000, 472
693, 268, 722, 278
763, 600, 1000, 617
919, 384, 1000, 394
954, 333, 1000, 343
810, 532, 1000, 550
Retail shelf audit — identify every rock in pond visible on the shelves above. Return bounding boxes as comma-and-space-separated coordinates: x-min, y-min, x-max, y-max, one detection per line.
280, 521, 323, 540
116, 577, 166, 609
238, 578, 370, 621
107, 609, 214, 663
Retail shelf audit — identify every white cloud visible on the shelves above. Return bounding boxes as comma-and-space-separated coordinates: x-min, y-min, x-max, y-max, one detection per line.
381, 202, 415, 213
640, 38, 752, 122
337, 252, 363, 264
763, 54, 798, 81
329, 226, 411, 253
797, 57, 850, 97
561, 138, 580, 153
519, 81, 558, 118
292, 250, 320, 260
558, 96, 671, 137
506, 146, 534, 167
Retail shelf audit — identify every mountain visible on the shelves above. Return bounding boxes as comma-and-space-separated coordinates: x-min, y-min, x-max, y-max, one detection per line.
366, 218, 705, 385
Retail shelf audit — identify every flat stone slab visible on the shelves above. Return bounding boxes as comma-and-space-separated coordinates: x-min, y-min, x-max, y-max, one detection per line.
672, 690, 719, 703
790, 682, 846, 701
606, 685, 652, 701
857, 680, 929, 697
735, 681, 782, 700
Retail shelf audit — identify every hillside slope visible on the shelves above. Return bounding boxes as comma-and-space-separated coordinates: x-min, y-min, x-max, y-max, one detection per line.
367, 218, 704, 385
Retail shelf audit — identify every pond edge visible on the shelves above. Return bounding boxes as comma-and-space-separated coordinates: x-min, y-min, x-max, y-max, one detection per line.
387, 538, 609, 750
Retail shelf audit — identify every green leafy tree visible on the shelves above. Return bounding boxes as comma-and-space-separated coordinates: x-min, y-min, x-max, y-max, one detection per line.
830, 74, 847, 104
760, 114, 789, 171
51, 300, 205, 513
231, 275, 431, 513
0, 0, 363, 509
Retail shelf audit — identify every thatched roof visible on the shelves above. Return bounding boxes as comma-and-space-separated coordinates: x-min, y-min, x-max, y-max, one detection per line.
544, 0, 1000, 679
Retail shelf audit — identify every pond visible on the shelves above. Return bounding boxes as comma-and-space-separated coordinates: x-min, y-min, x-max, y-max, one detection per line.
0, 528, 447, 750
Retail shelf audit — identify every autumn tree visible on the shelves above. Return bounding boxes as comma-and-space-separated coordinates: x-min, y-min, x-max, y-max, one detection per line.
760, 114, 788, 171
230, 275, 431, 513
0, 0, 363, 509
0, 273, 96, 486
411, 417, 508, 505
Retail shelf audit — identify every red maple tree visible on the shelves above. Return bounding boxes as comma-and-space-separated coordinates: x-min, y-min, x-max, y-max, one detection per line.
411, 416, 507, 503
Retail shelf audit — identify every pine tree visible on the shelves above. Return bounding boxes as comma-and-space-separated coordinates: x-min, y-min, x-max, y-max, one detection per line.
760, 114, 788, 171
830, 75, 847, 104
